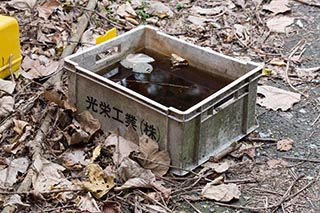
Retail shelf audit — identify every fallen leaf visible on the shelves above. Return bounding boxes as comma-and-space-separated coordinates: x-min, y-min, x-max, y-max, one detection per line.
103, 201, 121, 213
263, 0, 291, 15
295, 66, 320, 81
257, 85, 301, 111
0, 79, 16, 94
171, 53, 188, 68
145, 1, 173, 18
7, 0, 36, 10
267, 159, 289, 168
42, 89, 76, 112
201, 183, 241, 202
120, 53, 155, 74
80, 163, 114, 199
75, 111, 101, 136
136, 135, 170, 176
115, 157, 155, 190
277, 138, 294, 151
63, 124, 90, 145
0, 96, 14, 118
116, 2, 137, 17
202, 161, 229, 173
91, 144, 102, 162
267, 16, 294, 33
37, 0, 60, 19
61, 148, 88, 167
104, 133, 139, 165
32, 157, 76, 201
191, 5, 223, 15
0, 157, 29, 187
187, 15, 212, 26
269, 58, 286, 66
77, 193, 100, 212
21, 56, 62, 80
230, 143, 256, 159
12, 119, 28, 135
3, 194, 30, 208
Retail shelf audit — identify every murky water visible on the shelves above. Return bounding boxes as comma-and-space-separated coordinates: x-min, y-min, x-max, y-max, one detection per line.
98, 49, 232, 111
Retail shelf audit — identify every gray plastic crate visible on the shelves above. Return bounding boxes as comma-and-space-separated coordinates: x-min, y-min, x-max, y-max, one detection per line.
64, 26, 262, 175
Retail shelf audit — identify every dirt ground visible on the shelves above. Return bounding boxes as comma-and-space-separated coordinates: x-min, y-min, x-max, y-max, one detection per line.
0, 0, 319, 212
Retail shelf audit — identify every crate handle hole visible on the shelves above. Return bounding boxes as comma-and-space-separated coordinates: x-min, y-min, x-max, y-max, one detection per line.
95, 45, 121, 64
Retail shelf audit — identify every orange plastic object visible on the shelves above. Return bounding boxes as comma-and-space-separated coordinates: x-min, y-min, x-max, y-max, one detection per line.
0, 15, 22, 79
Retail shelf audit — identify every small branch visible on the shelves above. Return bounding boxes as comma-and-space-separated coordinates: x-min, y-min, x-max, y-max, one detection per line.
183, 198, 201, 213
246, 137, 278, 143
209, 142, 241, 162
311, 113, 320, 126
281, 156, 320, 163
224, 178, 257, 184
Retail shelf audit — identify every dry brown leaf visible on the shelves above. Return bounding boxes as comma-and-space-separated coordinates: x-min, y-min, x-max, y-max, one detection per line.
104, 133, 139, 165
269, 58, 286, 66
0, 96, 14, 118
13, 119, 28, 135
202, 161, 229, 173
103, 201, 121, 213
267, 159, 289, 168
0, 79, 16, 94
201, 183, 241, 202
63, 124, 90, 145
21, 56, 62, 79
277, 138, 294, 151
171, 53, 189, 67
263, 0, 291, 15
7, 0, 36, 10
115, 157, 155, 190
191, 5, 223, 15
267, 16, 294, 33
42, 89, 76, 112
116, 2, 137, 17
3, 194, 30, 208
145, 1, 173, 18
230, 142, 256, 159
80, 163, 115, 199
257, 85, 301, 111
187, 15, 212, 26
61, 148, 88, 167
137, 135, 170, 176
32, 157, 77, 201
37, 0, 60, 19
0, 157, 29, 187
77, 193, 100, 212
75, 111, 101, 136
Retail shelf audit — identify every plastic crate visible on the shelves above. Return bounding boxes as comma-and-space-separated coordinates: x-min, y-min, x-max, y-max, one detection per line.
64, 26, 262, 175
0, 15, 22, 79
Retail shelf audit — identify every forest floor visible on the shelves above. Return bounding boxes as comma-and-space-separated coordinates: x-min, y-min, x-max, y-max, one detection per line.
0, 0, 319, 212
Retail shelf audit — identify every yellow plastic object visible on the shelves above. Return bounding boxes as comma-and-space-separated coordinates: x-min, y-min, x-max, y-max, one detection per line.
96, 28, 117, 44
0, 15, 22, 79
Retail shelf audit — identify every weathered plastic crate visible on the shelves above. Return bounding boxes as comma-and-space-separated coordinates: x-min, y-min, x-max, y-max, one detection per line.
64, 26, 262, 175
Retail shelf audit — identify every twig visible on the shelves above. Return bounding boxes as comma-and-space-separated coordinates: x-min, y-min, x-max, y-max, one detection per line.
246, 137, 278, 143
137, 190, 173, 212
183, 198, 201, 213
224, 178, 257, 184
311, 113, 320, 126
281, 156, 320, 163
210, 142, 241, 162
293, 0, 320, 7
43, 0, 98, 90
285, 43, 308, 97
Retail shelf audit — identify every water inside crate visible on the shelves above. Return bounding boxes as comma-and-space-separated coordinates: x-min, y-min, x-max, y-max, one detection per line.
97, 49, 233, 111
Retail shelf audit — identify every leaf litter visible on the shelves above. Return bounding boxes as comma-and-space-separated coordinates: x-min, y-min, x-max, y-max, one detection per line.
0, 0, 319, 212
